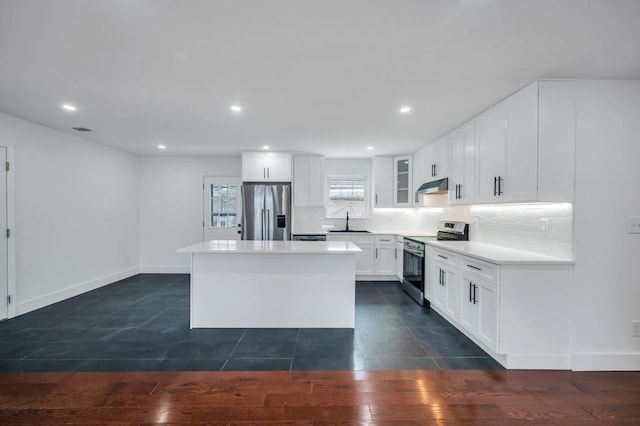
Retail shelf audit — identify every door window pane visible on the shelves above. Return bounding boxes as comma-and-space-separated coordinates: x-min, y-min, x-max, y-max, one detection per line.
209, 184, 238, 228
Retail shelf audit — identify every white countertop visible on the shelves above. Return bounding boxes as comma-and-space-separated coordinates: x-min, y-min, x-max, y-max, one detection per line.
427, 241, 574, 265
177, 240, 362, 254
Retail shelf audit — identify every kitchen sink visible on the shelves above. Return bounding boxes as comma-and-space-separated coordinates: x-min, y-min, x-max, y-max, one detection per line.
328, 230, 371, 233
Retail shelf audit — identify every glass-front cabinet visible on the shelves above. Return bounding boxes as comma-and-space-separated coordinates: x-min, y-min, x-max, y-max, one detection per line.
393, 155, 412, 207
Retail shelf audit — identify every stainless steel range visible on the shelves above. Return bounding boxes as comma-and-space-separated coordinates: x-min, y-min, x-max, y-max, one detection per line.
401, 220, 469, 305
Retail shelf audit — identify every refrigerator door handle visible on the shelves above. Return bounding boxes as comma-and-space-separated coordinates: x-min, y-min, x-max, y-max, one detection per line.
261, 208, 265, 240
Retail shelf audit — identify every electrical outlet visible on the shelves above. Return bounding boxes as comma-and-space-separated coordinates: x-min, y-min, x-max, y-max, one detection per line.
628, 216, 640, 234
633, 321, 640, 337
540, 218, 549, 232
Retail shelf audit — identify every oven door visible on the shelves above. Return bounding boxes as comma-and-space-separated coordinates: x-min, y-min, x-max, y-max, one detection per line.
402, 245, 425, 305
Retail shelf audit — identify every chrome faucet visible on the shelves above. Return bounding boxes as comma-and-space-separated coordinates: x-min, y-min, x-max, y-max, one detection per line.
346, 211, 349, 231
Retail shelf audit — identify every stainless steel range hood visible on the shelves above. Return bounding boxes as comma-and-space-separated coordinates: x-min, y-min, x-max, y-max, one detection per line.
416, 177, 449, 195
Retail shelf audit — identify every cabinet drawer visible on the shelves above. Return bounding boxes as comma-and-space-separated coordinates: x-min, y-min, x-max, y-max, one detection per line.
375, 235, 395, 245
461, 256, 497, 282
432, 248, 458, 267
351, 235, 375, 245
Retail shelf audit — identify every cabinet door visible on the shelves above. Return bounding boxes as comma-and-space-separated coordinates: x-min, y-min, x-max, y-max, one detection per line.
307, 156, 325, 206
355, 244, 375, 275
475, 102, 507, 203
449, 121, 475, 205
434, 137, 449, 180
430, 263, 445, 309
373, 157, 394, 207
443, 266, 458, 319
374, 245, 396, 275
395, 239, 404, 280
504, 82, 538, 202
477, 279, 498, 351
393, 155, 412, 206
265, 153, 292, 181
242, 152, 267, 181
459, 277, 477, 334
293, 156, 310, 206
412, 147, 427, 205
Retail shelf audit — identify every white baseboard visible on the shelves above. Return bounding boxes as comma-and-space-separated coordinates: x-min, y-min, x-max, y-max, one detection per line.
572, 352, 640, 371
356, 275, 400, 281
139, 265, 190, 274
505, 354, 571, 370
14, 267, 139, 317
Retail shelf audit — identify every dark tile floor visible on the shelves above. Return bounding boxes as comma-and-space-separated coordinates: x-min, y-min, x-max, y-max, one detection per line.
0, 274, 504, 372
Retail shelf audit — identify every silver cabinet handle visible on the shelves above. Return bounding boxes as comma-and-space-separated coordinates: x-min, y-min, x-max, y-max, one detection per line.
375, 194, 378, 204
467, 264, 482, 271
437, 254, 448, 260
394, 248, 397, 259
494, 177, 497, 196
473, 284, 478, 304
498, 176, 503, 195
375, 248, 378, 258
469, 282, 473, 302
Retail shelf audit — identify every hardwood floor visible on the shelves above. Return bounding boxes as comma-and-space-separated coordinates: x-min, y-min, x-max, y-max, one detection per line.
1, 370, 639, 424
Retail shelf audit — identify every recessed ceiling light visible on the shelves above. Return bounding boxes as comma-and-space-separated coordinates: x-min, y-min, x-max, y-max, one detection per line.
399, 106, 412, 114
157, 144, 166, 150
367, 146, 374, 150
262, 145, 270, 150
230, 105, 242, 113
62, 104, 77, 112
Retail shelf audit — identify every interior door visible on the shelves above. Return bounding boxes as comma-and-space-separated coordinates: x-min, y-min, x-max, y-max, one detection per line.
203, 176, 242, 241
0, 147, 7, 320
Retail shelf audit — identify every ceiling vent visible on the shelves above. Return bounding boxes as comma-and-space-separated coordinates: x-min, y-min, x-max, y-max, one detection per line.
71, 127, 92, 132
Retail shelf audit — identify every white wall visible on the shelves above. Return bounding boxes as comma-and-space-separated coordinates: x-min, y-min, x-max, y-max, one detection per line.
572, 80, 640, 370
0, 112, 139, 315
138, 156, 241, 272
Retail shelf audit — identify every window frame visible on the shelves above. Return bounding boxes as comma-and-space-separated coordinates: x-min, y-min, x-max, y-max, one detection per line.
325, 175, 370, 219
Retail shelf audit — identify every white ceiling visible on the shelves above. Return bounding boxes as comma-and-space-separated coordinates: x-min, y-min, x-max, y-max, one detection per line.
1, 1, 639, 158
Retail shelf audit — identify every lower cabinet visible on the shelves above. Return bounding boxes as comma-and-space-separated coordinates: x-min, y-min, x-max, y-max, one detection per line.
426, 245, 572, 369
374, 235, 395, 275
327, 234, 398, 278
459, 274, 498, 352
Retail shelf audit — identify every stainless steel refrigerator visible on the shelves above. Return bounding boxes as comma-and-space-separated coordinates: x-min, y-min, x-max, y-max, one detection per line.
241, 182, 291, 240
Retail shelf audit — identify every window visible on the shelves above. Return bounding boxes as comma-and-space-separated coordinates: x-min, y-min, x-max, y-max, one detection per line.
326, 176, 369, 218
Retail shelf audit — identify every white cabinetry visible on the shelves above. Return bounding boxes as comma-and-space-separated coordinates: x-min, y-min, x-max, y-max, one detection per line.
412, 147, 427, 205
458, 257, 498, 352
395, 235, 404, 280
393, 155, 412, 207
372, 157, 394, 207
424, 136, 449, 181
326, 234, 374, 276
374, 235, 396, 275
242, 152, 292, 182
475, 80, 576, 204
293, 156, 324, 207
426, 244, 572, 369
431, 248, 458, 320
448, 121, 475, 205
326, 233, 401, 279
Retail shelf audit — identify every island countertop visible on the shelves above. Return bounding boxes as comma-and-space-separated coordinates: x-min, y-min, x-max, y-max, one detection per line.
177, 239, 362, 254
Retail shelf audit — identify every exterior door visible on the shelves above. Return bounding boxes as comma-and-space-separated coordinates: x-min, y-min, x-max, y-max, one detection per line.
203, 177, 242, 241
0, 147, 7, 320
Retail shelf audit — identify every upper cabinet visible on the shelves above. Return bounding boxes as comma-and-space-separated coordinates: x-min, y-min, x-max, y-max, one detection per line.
293, 155, 325, 207
424, 136, 449, 181
393, 155, 412, 207
372, 157, 394, 207
448, 120, 476, 205
242, 152, 292, 182
475, 80, 576, 204
412, 147, 427, 205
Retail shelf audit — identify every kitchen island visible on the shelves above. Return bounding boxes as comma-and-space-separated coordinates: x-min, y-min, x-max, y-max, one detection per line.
177, 240, 361, 328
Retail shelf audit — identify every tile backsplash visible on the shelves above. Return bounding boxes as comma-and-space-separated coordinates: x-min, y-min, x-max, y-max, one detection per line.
293, 202, 574, 259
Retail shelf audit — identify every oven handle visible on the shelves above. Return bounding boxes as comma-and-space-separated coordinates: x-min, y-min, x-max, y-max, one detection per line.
403, 247, 424, 257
